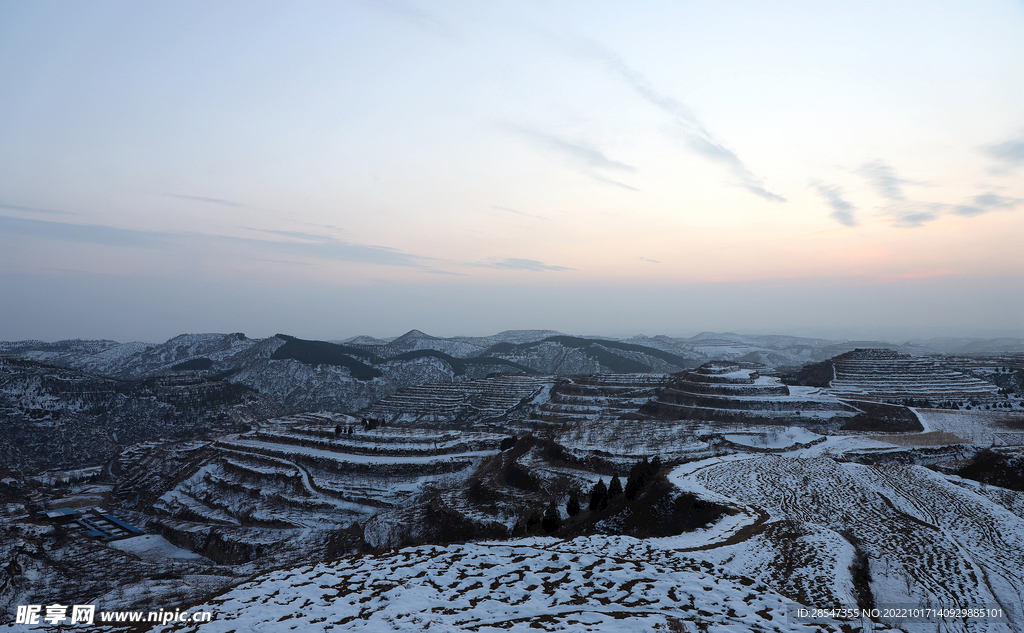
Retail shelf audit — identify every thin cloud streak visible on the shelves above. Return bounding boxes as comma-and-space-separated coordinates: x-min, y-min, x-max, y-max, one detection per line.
244, 227, 353, 242
491, 205, 547, 220
3, 214, 581, 276
983, 136, 1024, 172
881, 191, 1021, 228
505, 124, 636, 172
233, 235, 423, 268
590, 173, 640, 192
478, 258, 572, 272
0, 214, 169, 248
811, 182, 858, 226
0, 202, 77, 216
359, 0, 456, 40
953, 193, 1023, 217
857, 161, 909, 200
568, 37, 785, 203
502, 123, 639, 191
0, 214, 444, 271
883, 203, 942, 228
164, 193, 253, 208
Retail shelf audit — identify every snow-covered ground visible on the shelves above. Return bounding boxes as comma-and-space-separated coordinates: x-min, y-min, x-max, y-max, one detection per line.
108, 535, 208, 562
915, 409, 1024, 446
723, 427, 823, 449
149, 537, 868, 633
140, 444, 1024, 632
671, 454, 1024, 633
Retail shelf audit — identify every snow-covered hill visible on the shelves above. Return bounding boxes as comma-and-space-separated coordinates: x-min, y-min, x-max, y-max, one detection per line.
148, 536, 870, 633
131, 432, 1024, 633
0, 357, 276, 474
5, 331, 1019, 418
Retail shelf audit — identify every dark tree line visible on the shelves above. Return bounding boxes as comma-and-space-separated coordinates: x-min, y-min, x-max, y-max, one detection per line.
579, 456, 663, 515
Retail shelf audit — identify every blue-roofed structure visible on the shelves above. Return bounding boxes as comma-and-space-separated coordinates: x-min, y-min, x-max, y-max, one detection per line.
76, 517, 112, 538
98, 512, 143, 535
41, 507, 81, 520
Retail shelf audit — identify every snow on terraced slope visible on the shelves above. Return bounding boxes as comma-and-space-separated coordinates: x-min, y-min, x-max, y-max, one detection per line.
829, 348, 1001, 403
140, 435, 1022, 632
915, 409, 1024, 445
121, 414, 507, 566
529, 373, 673, 427
642, 362, 858, 426
557, 419, 715, 468
150, 537, 870, 633
672, 454, 1024, 632
362, 375, 554, 425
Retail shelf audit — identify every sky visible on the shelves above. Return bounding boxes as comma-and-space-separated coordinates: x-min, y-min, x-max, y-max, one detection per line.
1, 0, 1022, 343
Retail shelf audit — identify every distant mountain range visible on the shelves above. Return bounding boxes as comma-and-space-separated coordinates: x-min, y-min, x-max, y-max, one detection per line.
2, 330, 1022, 420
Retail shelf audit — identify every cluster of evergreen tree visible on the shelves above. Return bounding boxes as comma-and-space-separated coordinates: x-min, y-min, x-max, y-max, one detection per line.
578, 455, 663, 515
542, 503, 561, 533
520, 455, 670, 536
522, 504, 562, 534
624, 456, 660, 500
521, 502, 564, 535
566, 492, 581, 517
899, 398, 934, 408
588, 479, 609, 511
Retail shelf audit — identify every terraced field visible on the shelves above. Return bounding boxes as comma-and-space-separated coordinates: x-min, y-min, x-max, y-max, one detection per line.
557, 419, 715, 466
115, 413, 507, 564
673, 454, 1024, 632
117, 419, 1024, 632
642, 363, 857, 427
916, 409, 1024, 446
528, 373, 672, 427
360, 375, 554, 426
830, 349, 1001, 404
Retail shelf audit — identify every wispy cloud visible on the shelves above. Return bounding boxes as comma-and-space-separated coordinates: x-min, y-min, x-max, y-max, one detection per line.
888, 207, 940, 228
359, 0, 455, 39
811, 182, 858, 226
251, 257, 315, 268
491, 205, 547, 220
982, 136, 1024, 172
953, 193, 1023, 217
249, 236, 424, 267
567, 37, 785, 203
685, 135, 785, 202
479, 258, 572, 272
879, 191, 1022, 228
0, 214, 447, 271
164, 193, 252, 208
590, 173, 640, 192
639, 256, 660, 264
244, 227, 348, 242
503, 124, 639, 191
857, 161, 911, 200
0, 214, 168, 248
0, 202, 76, 216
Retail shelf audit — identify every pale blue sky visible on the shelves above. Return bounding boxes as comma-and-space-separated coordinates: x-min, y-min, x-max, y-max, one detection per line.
1, 1, 1022, 341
